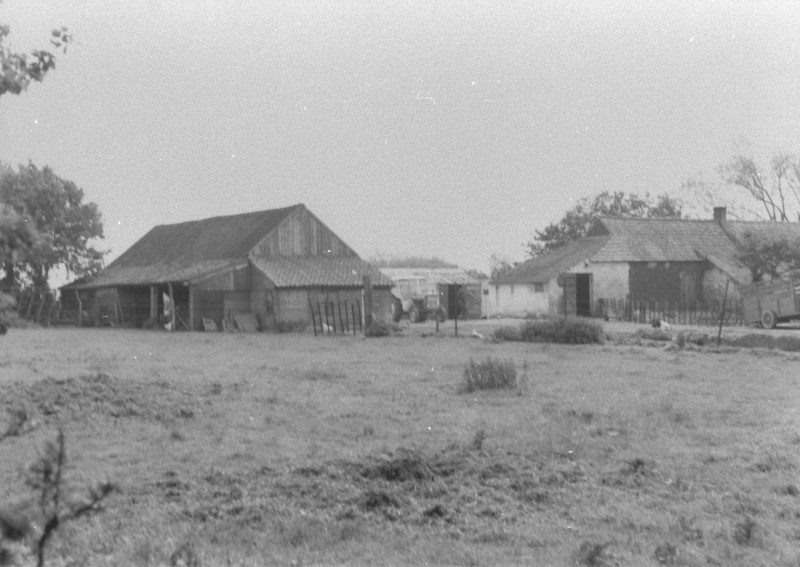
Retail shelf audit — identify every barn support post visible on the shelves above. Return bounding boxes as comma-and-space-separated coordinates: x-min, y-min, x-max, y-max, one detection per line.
75, 290, 82, 327
308, 298, 318, 337
150, 285, 158, 321
168, 283, 175, 331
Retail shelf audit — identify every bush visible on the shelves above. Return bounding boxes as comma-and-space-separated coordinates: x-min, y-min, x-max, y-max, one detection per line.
365, 318, 402, 338
462, 357, 518, 392
519, 318, 604, 345
727, 333, 775, 349
634, 328, 672, 342
775, 335, 800, 352
492, 325, 522, 342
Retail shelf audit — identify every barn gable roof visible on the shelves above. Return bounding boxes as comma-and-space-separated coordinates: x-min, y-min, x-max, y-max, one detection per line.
252, 256, 392, 288
108, 205, 301, 268
62, 204, 385, 290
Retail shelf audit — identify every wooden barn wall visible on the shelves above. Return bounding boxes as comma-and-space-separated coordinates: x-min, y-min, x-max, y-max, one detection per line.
192, 289, 224, 330
251, 208, 355, 258
195, 265, 250, 292
273, 287, 392, 327
223, 291, 251, 320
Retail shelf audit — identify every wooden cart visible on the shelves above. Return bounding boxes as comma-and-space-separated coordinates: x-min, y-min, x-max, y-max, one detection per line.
740, 271, 800, 329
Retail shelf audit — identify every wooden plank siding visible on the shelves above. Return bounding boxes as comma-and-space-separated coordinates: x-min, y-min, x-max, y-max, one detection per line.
194, 264, 250, 292
250, 207, 355, 258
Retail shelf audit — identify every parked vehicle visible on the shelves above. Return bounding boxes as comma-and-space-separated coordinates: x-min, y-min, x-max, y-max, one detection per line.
390, 279, 447, 323
741, 271, 800, 329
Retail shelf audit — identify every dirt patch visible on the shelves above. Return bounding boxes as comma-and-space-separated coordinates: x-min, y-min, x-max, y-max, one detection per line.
2, 373, 204, 423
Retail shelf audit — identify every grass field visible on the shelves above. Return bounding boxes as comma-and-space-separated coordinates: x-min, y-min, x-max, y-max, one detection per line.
2, 324, 800, 566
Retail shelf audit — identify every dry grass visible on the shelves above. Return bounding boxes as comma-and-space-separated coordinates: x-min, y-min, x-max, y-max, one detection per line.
1, 327, 800, 566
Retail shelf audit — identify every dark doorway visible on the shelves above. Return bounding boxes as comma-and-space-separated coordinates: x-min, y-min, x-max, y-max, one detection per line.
447, 284, 463, 319
576, 274, 591, 317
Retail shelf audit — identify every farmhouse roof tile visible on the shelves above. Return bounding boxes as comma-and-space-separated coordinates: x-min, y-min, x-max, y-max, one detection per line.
588, 217, 737, 262
252, 256, 393, 288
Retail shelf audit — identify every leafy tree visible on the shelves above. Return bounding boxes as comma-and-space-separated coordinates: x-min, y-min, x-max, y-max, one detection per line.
526, 191, 684, 258
489, 252, 518, 279
1, 162, 105, 289
683, 145, 800, 222
1, 14, 71, 96
734, 231, 800, 283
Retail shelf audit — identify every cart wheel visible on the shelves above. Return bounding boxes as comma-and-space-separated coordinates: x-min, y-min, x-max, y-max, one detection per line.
409, 305, 420, 323
761, 309, 777, 330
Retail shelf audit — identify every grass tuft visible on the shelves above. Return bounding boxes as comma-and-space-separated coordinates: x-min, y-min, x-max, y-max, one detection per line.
462, 357, 518, 392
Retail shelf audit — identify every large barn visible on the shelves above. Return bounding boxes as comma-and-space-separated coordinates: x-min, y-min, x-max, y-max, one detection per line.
61, 204, 393, 330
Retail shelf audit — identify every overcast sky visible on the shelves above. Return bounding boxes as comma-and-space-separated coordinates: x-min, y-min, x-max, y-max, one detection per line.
2, 0, 799, 280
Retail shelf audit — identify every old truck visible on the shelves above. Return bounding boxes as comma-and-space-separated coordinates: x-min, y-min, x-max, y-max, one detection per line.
389, 278, 447, 323
741, 271, 800, 329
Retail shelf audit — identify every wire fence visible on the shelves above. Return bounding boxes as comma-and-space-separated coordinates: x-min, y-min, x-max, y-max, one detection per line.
598, 296, 744, 326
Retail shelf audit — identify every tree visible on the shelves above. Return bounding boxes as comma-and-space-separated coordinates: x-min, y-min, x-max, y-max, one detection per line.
489, 252, 518, 279
734, 231, 800, 283
1, 162, 105, 289
526, 191, 684, 258
1, 14, 71, 96
683, 145, 800, 222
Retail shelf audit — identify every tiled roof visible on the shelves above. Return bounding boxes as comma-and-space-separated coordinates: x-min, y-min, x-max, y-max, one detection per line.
588, 217, 737, 262
720, 220, 800, 244
380, 268, 481, 285
62, 259, 245, 289
106, 205, 302, 269
252, 256, 392, 288
491, 237, 611, 284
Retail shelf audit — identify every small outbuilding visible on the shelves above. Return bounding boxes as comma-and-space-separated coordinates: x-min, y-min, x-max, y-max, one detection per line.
61, 204, 393, 330
380, 267, 483, 320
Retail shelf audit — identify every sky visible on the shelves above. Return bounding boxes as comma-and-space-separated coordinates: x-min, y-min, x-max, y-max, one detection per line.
2, 0, 800, 283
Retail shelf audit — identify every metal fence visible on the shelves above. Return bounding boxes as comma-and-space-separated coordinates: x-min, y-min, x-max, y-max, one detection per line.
598, 296, 744, 326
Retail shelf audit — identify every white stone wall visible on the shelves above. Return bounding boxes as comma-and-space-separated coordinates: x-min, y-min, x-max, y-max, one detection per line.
486, 282, 550, 318
565, 261, 629, 301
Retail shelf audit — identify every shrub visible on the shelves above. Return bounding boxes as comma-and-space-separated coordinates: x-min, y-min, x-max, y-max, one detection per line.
365, 317, 403, 338
462, 357, 518, 392
520, 318, 604, 345
634, 328, 672, 342
727, 333, 775, 349
492, 325, 522, 342
775, 335, 800, 352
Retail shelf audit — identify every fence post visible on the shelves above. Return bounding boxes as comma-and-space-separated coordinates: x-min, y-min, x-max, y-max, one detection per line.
309, 299, 318, 337
351, 303, 357, 335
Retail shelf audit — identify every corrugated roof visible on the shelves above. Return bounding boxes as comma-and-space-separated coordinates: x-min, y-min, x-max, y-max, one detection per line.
252, 256, 392, 288
107, 205, 302, 269
492, 237, 612, 284
380, 268, 480, 285
62, 259, 245, 289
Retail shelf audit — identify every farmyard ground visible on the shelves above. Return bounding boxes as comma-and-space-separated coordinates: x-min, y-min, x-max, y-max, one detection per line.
1, 322, 800, 566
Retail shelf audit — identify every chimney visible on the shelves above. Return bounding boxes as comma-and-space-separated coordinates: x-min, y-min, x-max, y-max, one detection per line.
713, 207, 727, 222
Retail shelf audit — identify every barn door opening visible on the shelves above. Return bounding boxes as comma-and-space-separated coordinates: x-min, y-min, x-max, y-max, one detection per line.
576, 273, 592, 317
